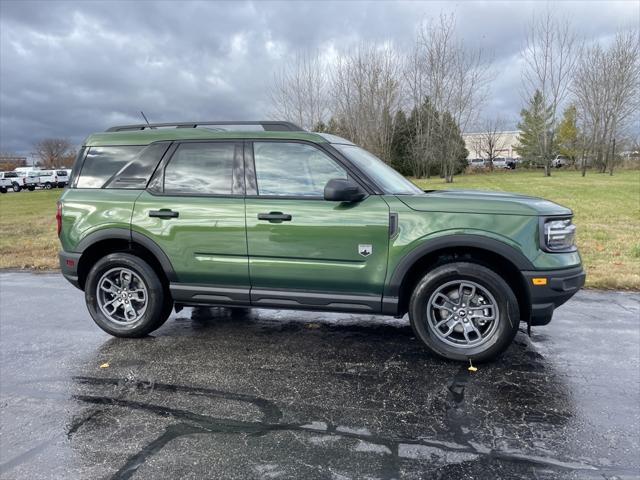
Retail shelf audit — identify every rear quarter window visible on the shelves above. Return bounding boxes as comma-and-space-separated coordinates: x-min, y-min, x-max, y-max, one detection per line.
76, 144, 168, 189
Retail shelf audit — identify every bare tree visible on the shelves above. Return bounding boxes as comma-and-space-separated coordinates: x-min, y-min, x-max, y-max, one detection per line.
268, 51, 329, 130
405, 14, 491, 182
572, 30, 639, 176
33, 138, 73, 168
332, 44, 403, 162
474, 116, 508, 171
521, 10, 579, 176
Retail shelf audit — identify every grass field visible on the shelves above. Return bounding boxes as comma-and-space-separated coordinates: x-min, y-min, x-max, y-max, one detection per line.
0, 169, 638, 289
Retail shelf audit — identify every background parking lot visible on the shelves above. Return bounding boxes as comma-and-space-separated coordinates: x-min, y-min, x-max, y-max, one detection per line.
1, 272, 638, 479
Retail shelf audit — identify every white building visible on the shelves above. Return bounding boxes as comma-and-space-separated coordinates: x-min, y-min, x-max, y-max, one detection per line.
463, 130, 522, 160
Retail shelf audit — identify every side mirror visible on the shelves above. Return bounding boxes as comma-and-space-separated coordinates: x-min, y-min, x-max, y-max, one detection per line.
324, 178, 366, 203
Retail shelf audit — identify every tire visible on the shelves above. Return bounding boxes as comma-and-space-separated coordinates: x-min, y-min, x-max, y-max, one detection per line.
408, 262, 520, 362
44, 182, 52, 190
85, 252, 171, 337
12, 183, 21, 192
27, 185, 35, 191
0, 187, 6, 194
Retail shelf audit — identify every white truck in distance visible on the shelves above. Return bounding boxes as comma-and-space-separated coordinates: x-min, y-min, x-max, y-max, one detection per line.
0, 171, 37, 192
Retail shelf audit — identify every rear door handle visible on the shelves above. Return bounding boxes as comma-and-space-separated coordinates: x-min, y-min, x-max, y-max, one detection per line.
149, 209, 179, 219
257, 212, 292, 222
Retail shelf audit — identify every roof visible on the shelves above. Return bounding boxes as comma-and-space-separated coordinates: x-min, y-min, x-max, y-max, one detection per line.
84, 129, 329, 147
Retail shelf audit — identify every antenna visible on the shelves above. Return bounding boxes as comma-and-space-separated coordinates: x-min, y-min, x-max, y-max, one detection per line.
139, 111, 154, 128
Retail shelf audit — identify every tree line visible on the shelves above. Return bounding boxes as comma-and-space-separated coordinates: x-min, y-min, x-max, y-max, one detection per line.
269, 11, 639, 180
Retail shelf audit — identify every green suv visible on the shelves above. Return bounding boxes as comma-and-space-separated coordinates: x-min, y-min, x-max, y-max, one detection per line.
58, 121, 585, 361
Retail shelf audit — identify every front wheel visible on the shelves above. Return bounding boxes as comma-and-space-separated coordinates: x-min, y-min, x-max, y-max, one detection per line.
85, 253, 171, 337
409, 262, 520, 362
27, 185, 35, 191
0, 187, 6, 194
12, 183, 21, 192
44, 182, 52, 190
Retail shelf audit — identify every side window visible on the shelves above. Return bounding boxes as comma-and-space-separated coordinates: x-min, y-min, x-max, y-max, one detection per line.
253, 142, 347, 196
76, 146, 144, 188
163, 142, 239, 195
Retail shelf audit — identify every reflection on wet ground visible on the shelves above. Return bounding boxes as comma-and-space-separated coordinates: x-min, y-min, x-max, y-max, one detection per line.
0, 272, 638, 479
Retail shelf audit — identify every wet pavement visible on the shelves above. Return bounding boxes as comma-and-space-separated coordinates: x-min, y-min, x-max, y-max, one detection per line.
0, 272, 638, 480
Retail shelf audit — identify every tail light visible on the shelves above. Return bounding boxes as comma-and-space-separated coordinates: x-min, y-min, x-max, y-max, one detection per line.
56, 201, 62, 236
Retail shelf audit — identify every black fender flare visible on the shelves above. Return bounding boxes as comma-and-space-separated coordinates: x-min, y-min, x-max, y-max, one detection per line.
75, 227, 177, 282
384, 234, 534, 301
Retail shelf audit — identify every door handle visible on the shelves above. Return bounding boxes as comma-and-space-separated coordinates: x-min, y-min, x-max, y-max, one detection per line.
149, 209, 179, 219
257, 212, 292, 222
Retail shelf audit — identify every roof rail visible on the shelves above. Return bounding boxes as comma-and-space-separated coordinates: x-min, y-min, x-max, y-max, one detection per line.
106, 121, 304, 132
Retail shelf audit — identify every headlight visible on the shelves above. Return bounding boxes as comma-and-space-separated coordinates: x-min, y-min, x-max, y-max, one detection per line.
541, 217, 576, 252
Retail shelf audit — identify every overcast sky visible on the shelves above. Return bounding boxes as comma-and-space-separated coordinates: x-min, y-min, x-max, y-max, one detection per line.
0, 0, 637, 157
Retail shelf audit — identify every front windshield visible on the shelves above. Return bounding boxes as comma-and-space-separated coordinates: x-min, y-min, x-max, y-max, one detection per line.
332, 144, 423, 195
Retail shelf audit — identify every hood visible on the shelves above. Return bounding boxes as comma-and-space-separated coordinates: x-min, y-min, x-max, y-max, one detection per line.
398, 189, 572, 216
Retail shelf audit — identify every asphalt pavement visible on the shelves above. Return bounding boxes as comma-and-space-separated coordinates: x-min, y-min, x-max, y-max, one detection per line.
0, 272, 638, 479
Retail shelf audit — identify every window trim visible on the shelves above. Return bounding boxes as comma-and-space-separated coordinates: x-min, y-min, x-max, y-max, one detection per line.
148, 140, 245, 198
246, 139, 372, 200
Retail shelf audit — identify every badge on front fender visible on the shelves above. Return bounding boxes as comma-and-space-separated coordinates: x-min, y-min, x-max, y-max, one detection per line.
358, 244, 372, 257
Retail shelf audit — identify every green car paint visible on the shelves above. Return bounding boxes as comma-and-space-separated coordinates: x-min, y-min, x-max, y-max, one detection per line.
58, 124, 585, 330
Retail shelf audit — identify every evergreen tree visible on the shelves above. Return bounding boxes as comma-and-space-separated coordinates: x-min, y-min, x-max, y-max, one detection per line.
556, 104, 580, 166
516, 90, 556, 168
390, 109, 412, 175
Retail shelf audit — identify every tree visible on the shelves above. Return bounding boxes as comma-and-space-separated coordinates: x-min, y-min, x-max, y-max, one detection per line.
572, 30, 640, 176
556, 105, 580, 166
332, 44, 402, 162
521, 10, 579, 176
0, 153, 27, 171
389, 109, 412, 175
269, 51, 329, 130
33, 138, 74, 168
516, 90, 556, 165
405, 14, 491, 182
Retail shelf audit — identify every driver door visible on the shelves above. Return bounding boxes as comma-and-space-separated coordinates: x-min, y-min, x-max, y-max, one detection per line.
244, 141, 390, 311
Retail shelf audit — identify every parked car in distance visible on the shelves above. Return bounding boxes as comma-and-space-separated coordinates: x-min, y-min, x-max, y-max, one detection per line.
55, 169, 70, 187
552, 155, 569, 168
493, 157, 516, 170
28, 170, 63, 189
0, 174, 12, 193
1, 171, 37, 192
468, 158, 485, 169
58, 120, 585, 362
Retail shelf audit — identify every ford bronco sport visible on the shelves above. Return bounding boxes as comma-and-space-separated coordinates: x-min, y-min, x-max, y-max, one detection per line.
58, 121, 585, 361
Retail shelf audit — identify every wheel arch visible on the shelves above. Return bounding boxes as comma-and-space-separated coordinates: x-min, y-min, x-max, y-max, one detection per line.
75, 228, 177, 290
386, 235, 532, 321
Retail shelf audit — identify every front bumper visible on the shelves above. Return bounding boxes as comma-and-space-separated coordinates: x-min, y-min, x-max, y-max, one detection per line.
59, 250, 82, 289
523, 265, 586, 326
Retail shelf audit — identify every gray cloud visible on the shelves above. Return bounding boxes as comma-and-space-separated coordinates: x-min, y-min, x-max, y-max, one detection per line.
0, 0, 637, 157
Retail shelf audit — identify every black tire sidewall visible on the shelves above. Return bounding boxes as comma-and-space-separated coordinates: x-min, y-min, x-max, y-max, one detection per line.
85, 253, 166, 337
409, 262, 520, 362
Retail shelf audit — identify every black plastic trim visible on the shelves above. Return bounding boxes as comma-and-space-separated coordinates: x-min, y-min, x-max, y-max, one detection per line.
251, 289, 381, 313
59, 251, 81, 289
385, 234, 535, 301
170, 284, 250, 304
523, 265, 585, 325
75, 227, 131, 252
389, 212, 399, 238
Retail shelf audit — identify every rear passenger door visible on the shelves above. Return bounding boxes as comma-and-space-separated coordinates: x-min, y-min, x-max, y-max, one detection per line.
132, 141, 249, 303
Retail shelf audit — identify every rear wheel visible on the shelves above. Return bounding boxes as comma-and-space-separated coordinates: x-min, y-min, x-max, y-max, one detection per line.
85, 253, 171, 337
44, 182, 52, 190
12, 183, 21, 192
0, 187, 6, 194
409, 262, 520, 362
27, 185, 35, 191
